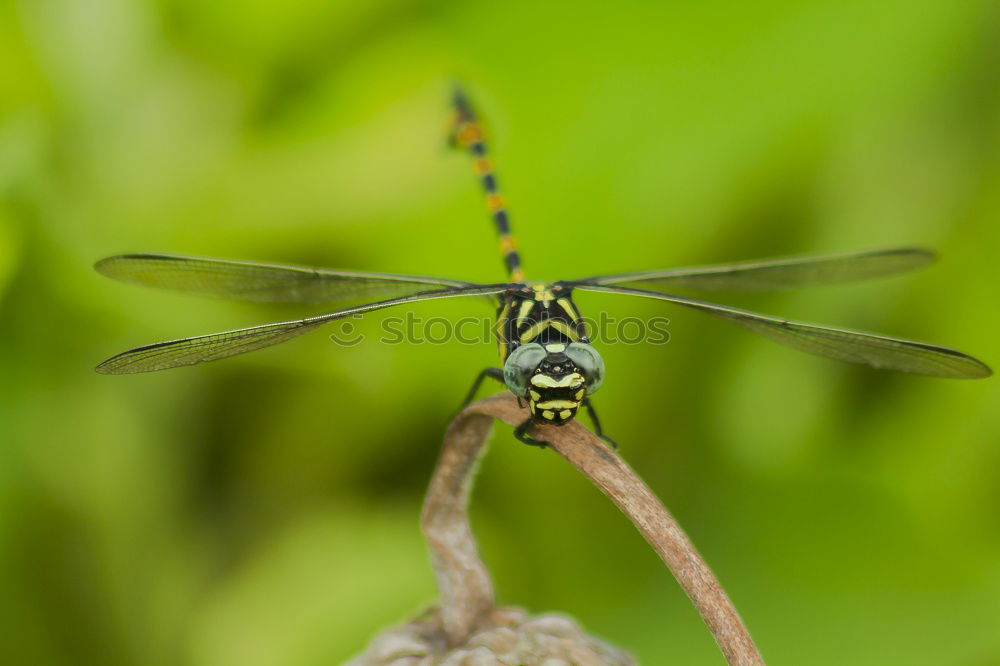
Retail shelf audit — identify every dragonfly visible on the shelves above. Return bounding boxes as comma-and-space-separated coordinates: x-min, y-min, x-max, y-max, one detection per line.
96, 88, 992, 447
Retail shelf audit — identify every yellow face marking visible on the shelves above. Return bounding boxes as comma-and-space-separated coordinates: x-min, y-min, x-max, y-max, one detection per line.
516, 299, 535, 327
531, 372, 585, 389
529, 390, 541, 401
575, 389, 585, 401
545, 343, 566, 353
559, 410, 572, 420
557, 298, 579, 322
536, 400, 577, 409
541, 410, 555, 420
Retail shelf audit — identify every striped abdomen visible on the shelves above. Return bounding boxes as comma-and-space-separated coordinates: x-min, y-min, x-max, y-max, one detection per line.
450, 87, 524, 282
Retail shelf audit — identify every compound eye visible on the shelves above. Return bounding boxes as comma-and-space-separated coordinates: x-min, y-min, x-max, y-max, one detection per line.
564, 343, 605, 394
503, 343, 547, 397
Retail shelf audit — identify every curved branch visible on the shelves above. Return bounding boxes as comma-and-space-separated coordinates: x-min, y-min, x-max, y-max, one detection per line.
420, 407, 496, 646
422, 392, 764, 665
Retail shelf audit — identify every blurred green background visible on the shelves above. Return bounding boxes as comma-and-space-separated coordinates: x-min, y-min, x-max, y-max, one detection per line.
2, 0, 1000, 664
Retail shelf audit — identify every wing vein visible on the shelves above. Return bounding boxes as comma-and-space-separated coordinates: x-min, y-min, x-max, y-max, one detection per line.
572, 247, 935, 292
97, 284, 509, 374
575, 284, 991, 379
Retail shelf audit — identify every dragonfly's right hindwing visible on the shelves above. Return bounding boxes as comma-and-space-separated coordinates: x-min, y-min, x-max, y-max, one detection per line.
95, 254, 475, 305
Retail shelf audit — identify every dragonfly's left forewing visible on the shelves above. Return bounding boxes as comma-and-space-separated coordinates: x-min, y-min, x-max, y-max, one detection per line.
574, 247, 935, 292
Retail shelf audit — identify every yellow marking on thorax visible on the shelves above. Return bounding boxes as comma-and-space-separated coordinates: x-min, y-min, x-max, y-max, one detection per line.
532, 284, 555, 305
495, 301, 511, 358
541, 410, 555, 420
518, 320, 546, 344
530, 372, 585, 389
515, 299, 535, 328
549, 320, 581, 341
519, 317, 580, 345
557, 297, 579, 322
510, 268, 525, 281
496, 301, 510, 331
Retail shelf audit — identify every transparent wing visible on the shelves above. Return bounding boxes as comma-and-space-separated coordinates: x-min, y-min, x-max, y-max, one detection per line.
96, 284, 509, 374
575, 284, 991, 379
574, 247, 935, 291
95, 254, 476, 304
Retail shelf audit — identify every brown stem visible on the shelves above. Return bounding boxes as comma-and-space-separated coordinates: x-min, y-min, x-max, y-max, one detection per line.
420, 407, 496, 646
421, 392, 764, 665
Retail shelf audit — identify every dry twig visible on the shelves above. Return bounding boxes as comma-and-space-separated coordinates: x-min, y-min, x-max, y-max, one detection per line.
355, 393, 764, 665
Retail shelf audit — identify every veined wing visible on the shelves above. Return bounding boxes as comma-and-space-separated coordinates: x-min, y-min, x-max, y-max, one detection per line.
95, 254, 476, 304
574, 247, 935, 292
575, 284, 991, 379
96, 284, 509, 374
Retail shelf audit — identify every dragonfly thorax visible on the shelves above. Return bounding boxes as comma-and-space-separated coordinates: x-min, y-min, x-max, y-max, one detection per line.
495, 282, 589, 361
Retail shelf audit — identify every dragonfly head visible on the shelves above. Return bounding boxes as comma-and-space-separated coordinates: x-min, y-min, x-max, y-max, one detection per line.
503, 342, 605, 424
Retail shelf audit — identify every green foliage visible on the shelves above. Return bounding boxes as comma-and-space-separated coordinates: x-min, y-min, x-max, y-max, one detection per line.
1, 0, 998, 663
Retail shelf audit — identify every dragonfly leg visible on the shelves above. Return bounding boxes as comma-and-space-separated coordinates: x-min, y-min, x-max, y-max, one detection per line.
461, 367, 505, 408
514, 418, 549, 448
582, 398, 618, 449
